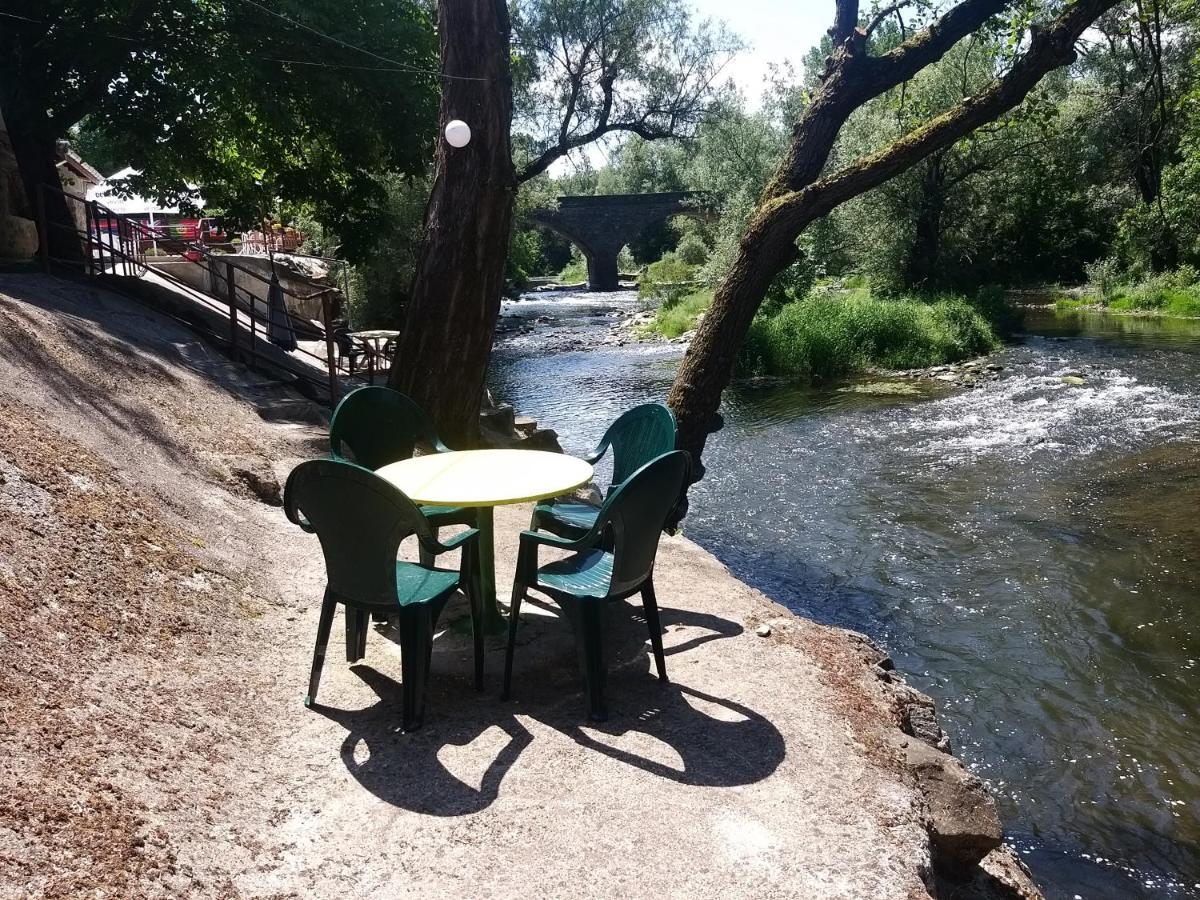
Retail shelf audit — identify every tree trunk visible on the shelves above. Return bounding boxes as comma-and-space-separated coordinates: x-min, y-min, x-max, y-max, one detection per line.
386, 0, 516, 447
2, 101, 84, 266
668, 205, 804, 483
904, 153, 946, 289
667, 0, 1120, 495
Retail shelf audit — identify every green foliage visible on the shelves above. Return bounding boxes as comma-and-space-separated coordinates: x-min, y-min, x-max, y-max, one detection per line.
344, 175, 430, 328
739, 292, 999, 380
1067, 267, 1200, 317
651, 291, 712, 338
506, 228, 544, 294
1084, 257, 1121, 305
675, 233, 710, 266
7, 0, 439, 261
558, 253, 589, 284
639, 253, 698, 303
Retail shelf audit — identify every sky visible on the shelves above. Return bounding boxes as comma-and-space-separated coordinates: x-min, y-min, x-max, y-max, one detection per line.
690, 0, 832, 106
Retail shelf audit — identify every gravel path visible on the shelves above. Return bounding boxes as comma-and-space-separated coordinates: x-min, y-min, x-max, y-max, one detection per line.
0, 274, 1036, 899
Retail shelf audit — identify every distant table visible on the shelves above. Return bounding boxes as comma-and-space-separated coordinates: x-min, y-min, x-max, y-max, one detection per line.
349, 329, 399, 379
376, 449, 594, 630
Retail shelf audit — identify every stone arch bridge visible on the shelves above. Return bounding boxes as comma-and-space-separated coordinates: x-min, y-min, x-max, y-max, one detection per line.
528, 191, 714, 291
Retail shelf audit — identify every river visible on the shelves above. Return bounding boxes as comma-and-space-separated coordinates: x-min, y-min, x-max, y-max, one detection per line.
488, 290, 1200, 899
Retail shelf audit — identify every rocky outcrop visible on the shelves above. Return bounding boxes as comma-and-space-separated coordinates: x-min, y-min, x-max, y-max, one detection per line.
479, 393, 564, 453
837, 629, 1037, 898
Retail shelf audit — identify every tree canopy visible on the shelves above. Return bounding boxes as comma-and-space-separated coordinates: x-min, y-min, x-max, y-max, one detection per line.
1, 0, 438, 258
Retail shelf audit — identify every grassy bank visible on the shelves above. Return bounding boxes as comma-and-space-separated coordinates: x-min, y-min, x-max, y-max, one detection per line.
1057, 271, 1200, 317
652, 290, 712, 338
644, 286, 1001, 380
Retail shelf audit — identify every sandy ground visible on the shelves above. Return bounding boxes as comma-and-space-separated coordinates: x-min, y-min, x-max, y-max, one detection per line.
0, 274, 1035, 899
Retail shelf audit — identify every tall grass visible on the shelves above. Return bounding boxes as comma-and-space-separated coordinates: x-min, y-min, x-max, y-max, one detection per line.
738, 291, 999, 379
1066, 266, 1200, 317
651, 290, 711, 338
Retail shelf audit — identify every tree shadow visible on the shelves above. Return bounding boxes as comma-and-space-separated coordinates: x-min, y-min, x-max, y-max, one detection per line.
0, 274, 329, 455
309, 600, 783, 817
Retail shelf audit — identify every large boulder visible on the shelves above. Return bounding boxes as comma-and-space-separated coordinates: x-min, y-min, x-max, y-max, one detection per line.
902, 736, 1004, 871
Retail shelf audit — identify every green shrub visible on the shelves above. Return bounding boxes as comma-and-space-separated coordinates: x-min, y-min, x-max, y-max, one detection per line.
638, 252, 697, 303
651, 290, 711, 338
558, 254, 588, 284
1172, 265, 1199, 289
1084, 257, 1121, 305
738, 294, 998, 380
675, 233, 710, 266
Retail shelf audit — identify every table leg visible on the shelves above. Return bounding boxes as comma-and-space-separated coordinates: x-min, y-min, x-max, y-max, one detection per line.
475, 506, 507, 634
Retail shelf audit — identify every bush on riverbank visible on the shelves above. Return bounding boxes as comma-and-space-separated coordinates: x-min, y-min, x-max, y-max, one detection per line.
643, 285, 1002, 378
738, 291, 999, 380
1058, 266, 1200, 317
652, 290, 712, 338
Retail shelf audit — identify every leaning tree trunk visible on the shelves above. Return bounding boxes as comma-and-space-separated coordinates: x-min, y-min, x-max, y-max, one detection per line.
667, 0, 1120, 504
386, 0, 516, 448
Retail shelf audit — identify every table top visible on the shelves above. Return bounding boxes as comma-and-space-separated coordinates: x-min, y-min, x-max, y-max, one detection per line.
376, 449, 593, 508
350, 329, 400, 341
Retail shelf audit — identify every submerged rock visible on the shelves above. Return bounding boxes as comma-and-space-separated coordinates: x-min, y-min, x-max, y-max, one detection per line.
839, 381, 923, 397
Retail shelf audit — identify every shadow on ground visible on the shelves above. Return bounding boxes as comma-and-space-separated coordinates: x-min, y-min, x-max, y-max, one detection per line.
311, 599, 785, 817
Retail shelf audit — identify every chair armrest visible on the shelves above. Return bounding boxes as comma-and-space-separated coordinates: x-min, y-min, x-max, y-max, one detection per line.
283, 495, 316, 534
583, 440, 610, 466
422, 527, 479, 556
518, 528, 593, 552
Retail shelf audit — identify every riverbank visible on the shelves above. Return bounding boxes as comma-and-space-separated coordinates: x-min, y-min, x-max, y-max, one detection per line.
0, 274, 1037, 898
492, 289, 1200, 896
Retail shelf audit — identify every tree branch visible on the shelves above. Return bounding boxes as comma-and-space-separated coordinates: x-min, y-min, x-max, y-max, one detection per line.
831, 0, 862, 43
865, 1, 912, 38
774, 0, 1123, 228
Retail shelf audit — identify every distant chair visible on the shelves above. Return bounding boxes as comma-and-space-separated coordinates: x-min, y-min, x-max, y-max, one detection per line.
531, 402, 677, 538
504, 450, 690, 721
329, 386, 477, 566
332, 325, 365, 376
284, 459, 483, 731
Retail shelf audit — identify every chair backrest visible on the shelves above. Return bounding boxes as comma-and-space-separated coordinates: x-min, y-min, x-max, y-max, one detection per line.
284, 458, 433, 606
594, 450, 690, 596
329, 386, 441, 470
599, 402, 677, 490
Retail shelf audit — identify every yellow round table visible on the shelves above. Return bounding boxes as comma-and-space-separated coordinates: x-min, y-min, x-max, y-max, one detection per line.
376, 449, 593, 628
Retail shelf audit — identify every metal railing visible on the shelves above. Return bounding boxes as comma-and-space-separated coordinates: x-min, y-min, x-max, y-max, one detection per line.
35, 183, 367, 405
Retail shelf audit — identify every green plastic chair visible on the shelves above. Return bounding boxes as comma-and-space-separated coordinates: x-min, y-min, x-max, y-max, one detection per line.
531, 402, 677, 538
284, 458, 483, 732
503, 450, 690, 721
329, 386, 477, 566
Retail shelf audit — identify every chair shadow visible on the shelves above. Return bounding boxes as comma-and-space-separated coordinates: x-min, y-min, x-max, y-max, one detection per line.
309, 601, 783, 817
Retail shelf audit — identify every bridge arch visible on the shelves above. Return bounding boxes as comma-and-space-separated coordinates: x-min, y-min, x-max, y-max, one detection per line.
529, 191, 713, 291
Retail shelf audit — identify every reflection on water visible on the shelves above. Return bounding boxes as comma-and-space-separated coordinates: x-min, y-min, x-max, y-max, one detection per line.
489, 297, 1200, 898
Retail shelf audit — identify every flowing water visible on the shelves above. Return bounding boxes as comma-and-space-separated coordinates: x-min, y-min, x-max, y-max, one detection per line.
489, 292, 1200, 898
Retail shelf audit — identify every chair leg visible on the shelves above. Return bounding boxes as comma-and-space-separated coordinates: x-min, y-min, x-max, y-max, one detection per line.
357, 608, 369, 660
465, 546, 484, 692
419, 526, 438, 568
345, 607, 368, 663
304, 590, 338, 707
501, 580, 525, 700
641, 578, 668, 682
579, 601, 608, 722
397, 605, 434, 731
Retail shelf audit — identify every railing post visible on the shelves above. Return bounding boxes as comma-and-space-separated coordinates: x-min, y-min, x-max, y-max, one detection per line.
321, 293, 339, 406
36, 185, 49, 273
225, 261, 238, 351
83, 199, 95, 277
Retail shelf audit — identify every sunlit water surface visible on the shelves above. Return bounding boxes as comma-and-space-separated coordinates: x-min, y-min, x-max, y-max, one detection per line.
489, 293, 1200, 899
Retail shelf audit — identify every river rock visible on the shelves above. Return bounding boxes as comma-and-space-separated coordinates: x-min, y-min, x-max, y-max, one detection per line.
902, 737, 1004, 871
